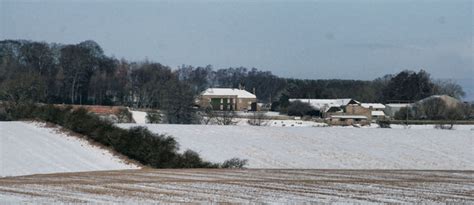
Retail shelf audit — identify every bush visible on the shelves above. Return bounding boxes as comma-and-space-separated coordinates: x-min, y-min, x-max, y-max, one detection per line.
221, 158, 248, 169
177, 150, 219, 168
34, 104, 70, 124
116, 108, 133, 123
5, 103, 37, 120
287, 100, 317, 117
0, 105, 11, 121
434, 124, 453, 130
394, 107, 414, 120
377, 120, 391, 128
146, 111, 161, 123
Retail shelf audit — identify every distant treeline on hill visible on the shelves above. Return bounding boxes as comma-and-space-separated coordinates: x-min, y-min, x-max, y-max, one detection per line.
0, 40, 465, 118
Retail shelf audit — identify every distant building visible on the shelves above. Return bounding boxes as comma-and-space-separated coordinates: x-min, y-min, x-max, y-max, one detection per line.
289, 98, 361, 117
198, 88, 257, 111
361, 103, 386, 111
344, 103, 372, 121
290, 98, 373, 123
385, 95, 462, 119
361, 103, 386, 120
329, 115, 370, 126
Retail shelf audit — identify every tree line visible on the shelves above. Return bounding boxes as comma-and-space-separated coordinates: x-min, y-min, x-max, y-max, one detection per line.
0, 40, 467, 122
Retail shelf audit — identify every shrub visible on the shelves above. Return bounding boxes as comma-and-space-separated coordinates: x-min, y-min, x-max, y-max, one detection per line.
64, 108, 103, 136
287, 100, 316, 117
394, 107, 414, 120
5, 103, 37, 120
116, 108, 133, 123
216, 110, 236, 125
0, 104, 11, 121
176, 150, 219, 168
146, 111, 161, 123
221, 158, 248, 169
34, 104, 70, 124
377, 120, 391, 128
434, 124, 453, 130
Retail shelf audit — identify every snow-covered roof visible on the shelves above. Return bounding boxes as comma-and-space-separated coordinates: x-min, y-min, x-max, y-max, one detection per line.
289, 99, 359, 111
331, 115, 368, 119
361, 103, 386, 109
385, 103, 412, 108
371, 111, 385, 116
201, 88, 256, 99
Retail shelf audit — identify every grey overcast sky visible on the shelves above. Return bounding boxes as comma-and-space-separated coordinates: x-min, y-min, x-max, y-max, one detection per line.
1, 0, 472, 81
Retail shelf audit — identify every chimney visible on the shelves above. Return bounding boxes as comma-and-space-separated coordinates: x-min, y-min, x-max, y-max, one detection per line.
253, 87, 256, 94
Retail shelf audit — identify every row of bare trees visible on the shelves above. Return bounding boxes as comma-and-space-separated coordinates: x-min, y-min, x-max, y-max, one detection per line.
0, 40, 468, 124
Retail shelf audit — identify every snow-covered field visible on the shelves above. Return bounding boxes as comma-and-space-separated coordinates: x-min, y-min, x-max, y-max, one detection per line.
235, 118, 328, 127
388, 124, 474, 130
0, 122, 138, 177
0, 169, 472, 203
130, 110, 147, 124
119, 124, 474, 169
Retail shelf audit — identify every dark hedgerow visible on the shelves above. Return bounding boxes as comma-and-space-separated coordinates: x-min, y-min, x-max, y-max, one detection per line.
4, 104, 237, 168
222, 158, 248, 168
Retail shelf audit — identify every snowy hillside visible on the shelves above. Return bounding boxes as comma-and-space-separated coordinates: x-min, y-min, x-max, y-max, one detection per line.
119, 124, 474, 169
0, 122, 139, 177
130, 110, 147, 124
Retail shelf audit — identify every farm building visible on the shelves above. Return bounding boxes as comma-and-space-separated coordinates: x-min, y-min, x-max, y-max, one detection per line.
198, 88, 257, 111
329, 115, 370, 126
289, 98, 360, 116
361, 103, 387, 120
344, 103, 372, 121
289, 98, 374, 123
361, 103, 386, 111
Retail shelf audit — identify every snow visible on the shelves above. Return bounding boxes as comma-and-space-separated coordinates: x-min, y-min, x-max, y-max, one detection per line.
389, 124, 474, 131
0, 169, 472, 203
118, 124, 474, 170
201, 88, 256, 98
0, 122, 139, 177
289, 98, 357, 111
371, 110, 385, 116
385, 103, 412, 108
130, 110, 147, 124
361, 103, 386, 109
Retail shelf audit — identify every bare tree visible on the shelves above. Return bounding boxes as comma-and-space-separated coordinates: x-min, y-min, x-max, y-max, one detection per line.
433, 80, 465, 99
216, 110, 237, 125
198, 106, 217, 125
418, 98, 448, 120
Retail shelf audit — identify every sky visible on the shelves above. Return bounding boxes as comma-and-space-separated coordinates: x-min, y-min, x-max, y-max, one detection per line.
0, 0, 472, 82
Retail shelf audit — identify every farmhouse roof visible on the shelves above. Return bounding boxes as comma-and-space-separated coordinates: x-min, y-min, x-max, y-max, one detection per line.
371, 111, 385, 116
361, 103, 386, 109
385, 103, 412, 108
201, 88, 256, 99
